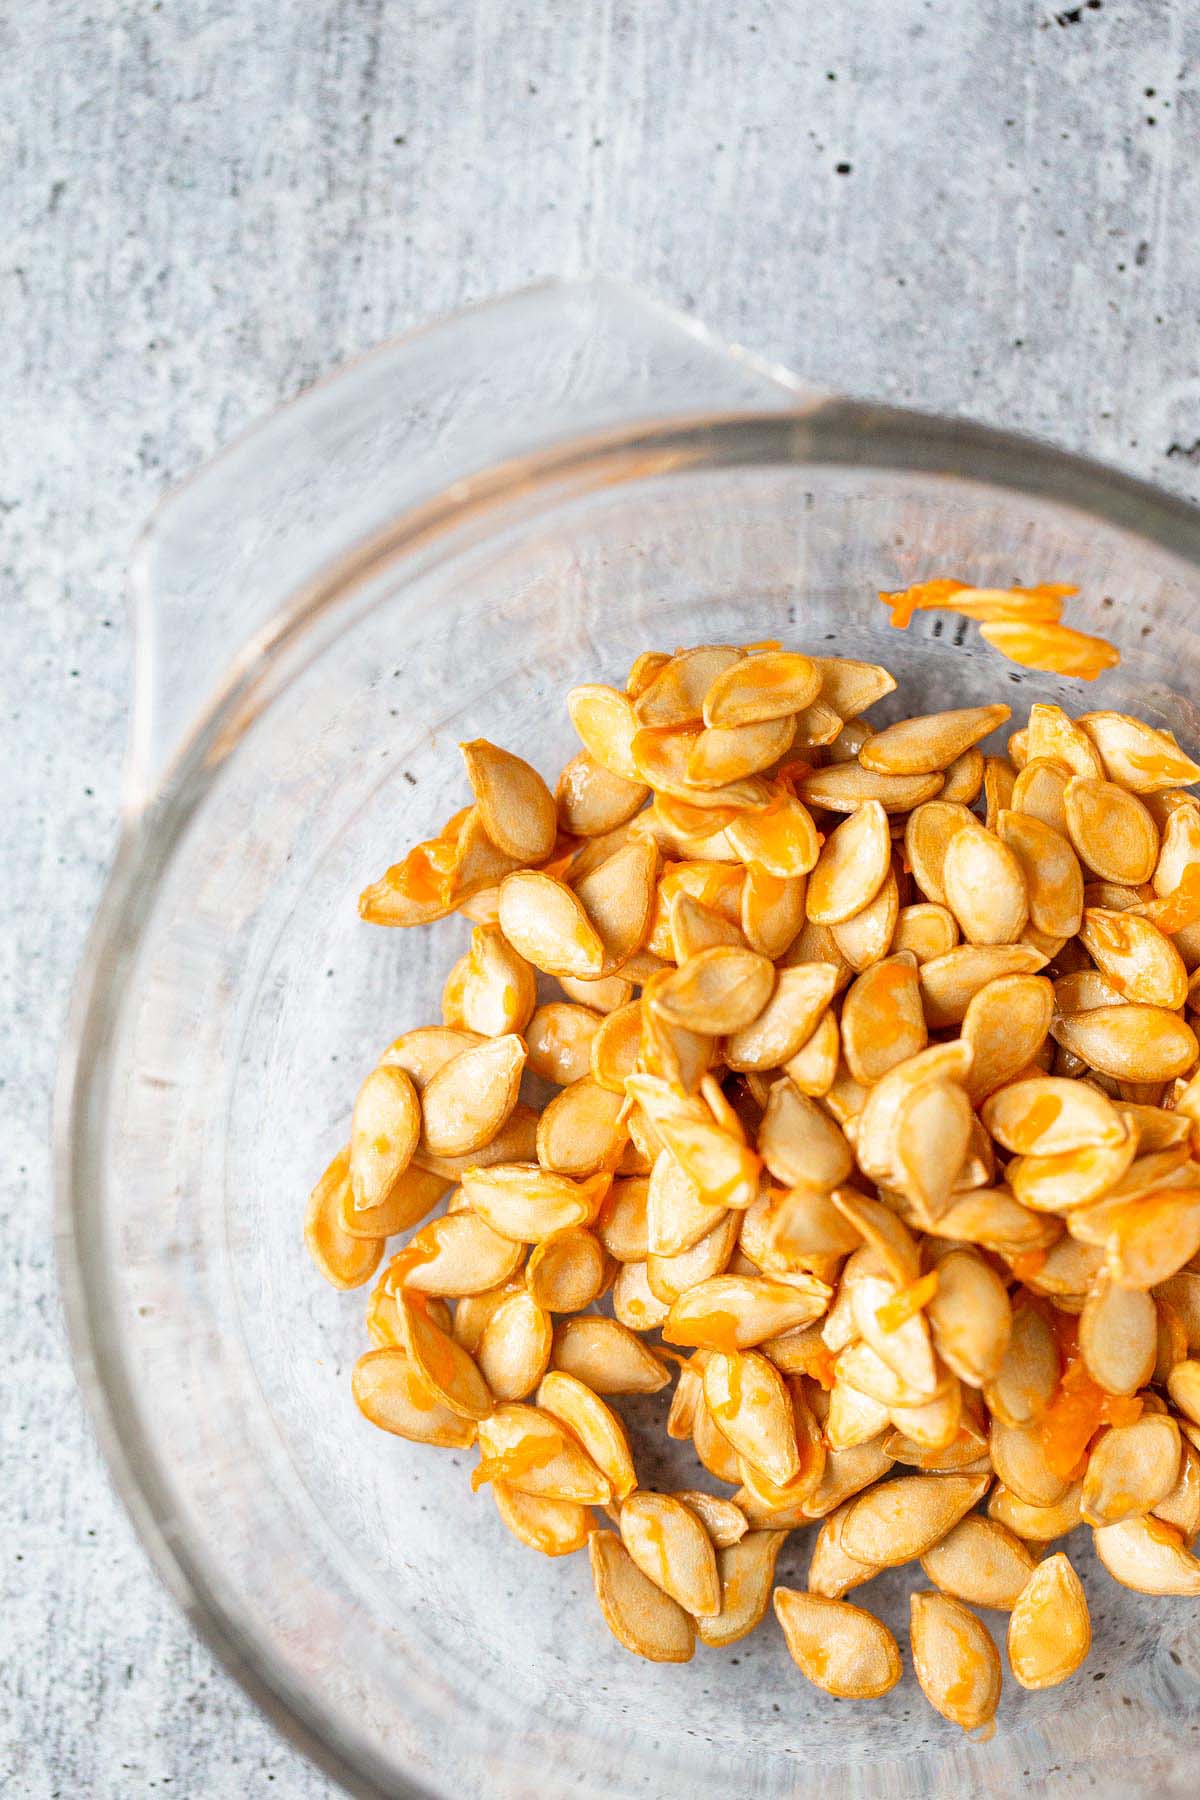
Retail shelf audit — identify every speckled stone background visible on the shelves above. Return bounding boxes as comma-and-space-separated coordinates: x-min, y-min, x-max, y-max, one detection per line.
5, 1, 1200, 1794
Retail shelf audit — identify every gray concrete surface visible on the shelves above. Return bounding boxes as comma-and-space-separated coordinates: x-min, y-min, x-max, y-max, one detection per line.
5, 0, 1200, 1793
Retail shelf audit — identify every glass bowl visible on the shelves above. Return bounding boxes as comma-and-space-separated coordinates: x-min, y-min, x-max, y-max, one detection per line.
56, 280, 1200, 1798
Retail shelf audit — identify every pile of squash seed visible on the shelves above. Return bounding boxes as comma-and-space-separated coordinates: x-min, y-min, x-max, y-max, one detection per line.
306, 633, 1200, 1734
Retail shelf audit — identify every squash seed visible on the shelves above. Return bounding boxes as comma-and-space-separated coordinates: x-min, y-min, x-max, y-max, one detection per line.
460, 738, 557, 864
962, 974, 1054, 1103
990, 1419, 1070, 1508
702, 1350, 800, 1487
773, 1588, 902, 1697
624, 1076, 761, 1210
1093, 1513, 1200, 1595
798, 764, 944, 814
983, 1075, 1126, 1157
942, 821, 1029, 946
807, 1501, 881, 1598
420, 1033, 526, 1158
1079, 1276, 1156, 1394
1154, 801, 1200, 895
1077, 710, 1200, 793
1070, 1187, 1200, 1289
940, 749, 985, 805
492, 1483, 590, 1557
1006, 1553, 1091, 1689
385, 1211, 524, 1298
1153, 1439, 1200, 1540
461, 1164, 609, 1242
589, 1001, 643, 1093
1081, 1413, 1181, 1525
860, 704, 1011, 777
814, 655, 898, 719
792, 698, 848, 749
338, 1158, 449, 1241
830, 870, 900, 971
919, 1514, 1036, 1610
654, 945, 776, 1034
702, 649, 821, 726
980, 619, 1118, 680
1026, 702, 1104, 778
806, 800, 891, 924
724, 790, 822, 878
671, 1491, 748, 1548
526, 1002, 602, 1086
783, 1010, 841, 1097
669, 889, 746, 960
611, 1259, 672, 1332
411, 1102, 539, 1181
997, 810, 1084, 938
525, 1227, 609, 1312
726, 963, 841, 1072
827, 717, 876, 764
647, 1210, 741, 1305
693, 1388, 744, 1483
476, 1403, 612, 1504
349, 1065, 421, 1213
634, 645, 743, 728
379, 1025, 485, 1088
892, 902, 959, 963
826, 1379, 892, 1450
841, 954, 927, 1086
498, 870, 606, 978
988, 1478, 1083, 1541
927, 1250, 1013, 1386
904, 801, 978, 907
1079, 908, 1188, 1009
984, 756, 1017, 829
839, 1472, 989, 1567
762, 1184, 864, 1265
588, 1530, 696, 1662
476, 1289, 553, 1401
536, 1077, 628, 1177
351, 1347, 477, 1449
1012, 757, 1071, 834
558, 970, 634, 1013
620, 1492, 721, 1617
571, 839, 658, 979
456, 925, 538, 1037
397, 1293, 493, 1420
758, 1083, 854, 1190
552, 1315, 670, 1394
664, 1273, 830, 1352
536, 1371, 637, 1501
1050, 1004, 1198, 1082
928, 1186, 1061, 1255
687, 716, 797, 789
919, 943, 1048, 1030
556, 750, 648, 838
740, 865, 808, 959
1063, 777, 1160, 885
1167, 1358, 1200, 1426
696, 1530, 789, 1646
1006, 1129, 1138, 1214
910, 1590, 1002, 1733
984, 1305, 1060, 1428
567, 684, 642, 780
646, 1150, 730, 1258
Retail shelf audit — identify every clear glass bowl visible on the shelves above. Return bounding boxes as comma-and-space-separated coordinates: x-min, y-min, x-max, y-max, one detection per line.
57, 280, 1200, 1798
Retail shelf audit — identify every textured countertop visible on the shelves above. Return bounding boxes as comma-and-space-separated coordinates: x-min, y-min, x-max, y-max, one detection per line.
6, 1, 1200, 1794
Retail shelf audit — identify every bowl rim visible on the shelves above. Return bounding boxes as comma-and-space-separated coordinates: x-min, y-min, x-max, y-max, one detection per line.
55, 337, 1200, 1798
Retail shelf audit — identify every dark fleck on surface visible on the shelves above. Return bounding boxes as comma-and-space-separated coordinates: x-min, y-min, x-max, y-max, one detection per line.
835, 161, 852, 174
1167, 441, 1200, 464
